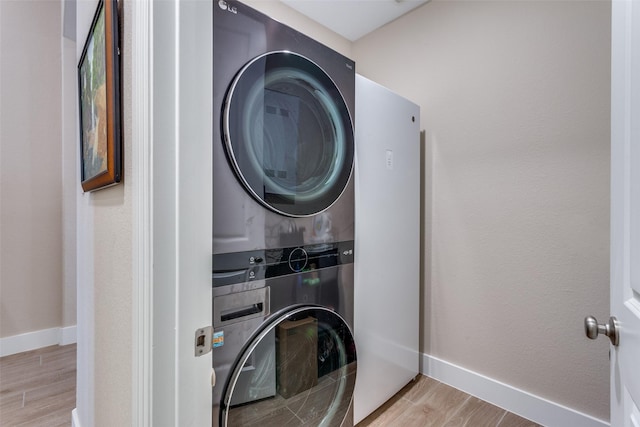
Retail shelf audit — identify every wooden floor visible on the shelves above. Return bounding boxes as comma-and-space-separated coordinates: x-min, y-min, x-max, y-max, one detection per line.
0, 344, 76, 427
0, 345, 540, 427
358, 375, 541, 427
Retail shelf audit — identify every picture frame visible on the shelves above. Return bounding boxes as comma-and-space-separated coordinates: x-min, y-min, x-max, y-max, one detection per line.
78, 0, 121, 192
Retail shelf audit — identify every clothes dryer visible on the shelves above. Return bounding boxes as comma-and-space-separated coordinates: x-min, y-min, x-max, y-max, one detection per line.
213, 2, 356, 426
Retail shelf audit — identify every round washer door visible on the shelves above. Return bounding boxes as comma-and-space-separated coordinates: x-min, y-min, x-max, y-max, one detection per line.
220, 306, 357, 426
222, 51, 354, 217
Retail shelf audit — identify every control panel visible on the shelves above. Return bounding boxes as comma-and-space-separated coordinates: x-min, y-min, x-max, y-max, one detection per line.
212, 240, 354, 287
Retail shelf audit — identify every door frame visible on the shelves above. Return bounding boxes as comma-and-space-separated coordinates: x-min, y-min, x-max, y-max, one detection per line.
610, 0, 640, 425
131, 0, 152, 425
132, 1, 213, 426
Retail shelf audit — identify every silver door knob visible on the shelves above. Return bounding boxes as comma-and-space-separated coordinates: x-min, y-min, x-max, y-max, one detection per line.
584, 315, 619, 346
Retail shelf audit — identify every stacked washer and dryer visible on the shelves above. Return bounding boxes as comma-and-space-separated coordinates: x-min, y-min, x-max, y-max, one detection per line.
213, 2, 358, 426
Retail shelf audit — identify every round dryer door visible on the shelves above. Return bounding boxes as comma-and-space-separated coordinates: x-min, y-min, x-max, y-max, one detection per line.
219, 306, 357, 426
222, 51, 354, 217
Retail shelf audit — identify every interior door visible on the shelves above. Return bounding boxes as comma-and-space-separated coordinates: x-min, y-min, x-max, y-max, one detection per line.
610, 1, 640, 425
152, 0, 213, 426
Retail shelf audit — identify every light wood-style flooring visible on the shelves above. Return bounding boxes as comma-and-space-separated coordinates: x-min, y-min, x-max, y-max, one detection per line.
0, 344, 75, 427
358, 375, 541, 427
0, 345, 540, 426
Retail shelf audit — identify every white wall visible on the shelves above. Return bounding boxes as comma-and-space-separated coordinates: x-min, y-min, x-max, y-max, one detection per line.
353, 0, 611, 422
75, 0, 132, 426
242, 0, 352, 58
0, 0, 76, 354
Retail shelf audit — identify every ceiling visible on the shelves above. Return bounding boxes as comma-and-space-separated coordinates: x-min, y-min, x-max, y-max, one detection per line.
280, 0, 430, 41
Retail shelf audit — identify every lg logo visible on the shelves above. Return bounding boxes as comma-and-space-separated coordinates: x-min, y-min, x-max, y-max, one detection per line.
218, 0, 237, 14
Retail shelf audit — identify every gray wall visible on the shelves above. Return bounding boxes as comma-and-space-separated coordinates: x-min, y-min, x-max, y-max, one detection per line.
217, 0, 612, 421
5, 0, 609, 423
0, 0, 76, 343
352, 0, 611, 421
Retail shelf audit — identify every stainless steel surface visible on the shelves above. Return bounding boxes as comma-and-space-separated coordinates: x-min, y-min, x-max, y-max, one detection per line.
584, 315, 619, 346
213, 1, 356, 425
212, 284, 277, 410
213, 287, 270, 328
213, 0, 355, 257
212, 265, 355, 424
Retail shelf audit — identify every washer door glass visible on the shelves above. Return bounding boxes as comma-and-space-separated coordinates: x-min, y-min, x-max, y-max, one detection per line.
220, 306, 357, 426
223, 52, 354, 217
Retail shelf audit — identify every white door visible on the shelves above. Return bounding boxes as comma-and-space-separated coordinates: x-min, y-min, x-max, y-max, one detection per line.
353, 75, 421, 423
609, 1, 640, 425
151, 1, 213, 426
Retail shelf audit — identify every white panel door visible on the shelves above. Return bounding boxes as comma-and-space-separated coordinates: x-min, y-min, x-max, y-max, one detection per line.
610, 1, 640, 425
152, 1, 213, 426
354, 75, 421, 423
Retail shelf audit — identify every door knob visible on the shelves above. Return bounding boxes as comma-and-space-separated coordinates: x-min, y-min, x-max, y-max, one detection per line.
584, 315, 619, 346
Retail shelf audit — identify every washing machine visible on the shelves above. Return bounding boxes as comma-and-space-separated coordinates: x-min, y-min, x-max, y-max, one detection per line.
213, 1, 356, 426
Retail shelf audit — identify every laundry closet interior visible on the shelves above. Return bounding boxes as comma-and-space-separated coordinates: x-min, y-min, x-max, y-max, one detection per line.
212, 2, 419, 425
0, 1, 612, 426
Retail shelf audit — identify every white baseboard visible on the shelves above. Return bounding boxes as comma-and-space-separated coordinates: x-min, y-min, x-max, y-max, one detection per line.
421, 353, 609, 427
72, 408, 80, 427
60, 325, 77, 345
0, 326, 78, 357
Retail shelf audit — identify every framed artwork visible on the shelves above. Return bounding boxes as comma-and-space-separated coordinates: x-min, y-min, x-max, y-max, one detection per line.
78, 0, 121, 192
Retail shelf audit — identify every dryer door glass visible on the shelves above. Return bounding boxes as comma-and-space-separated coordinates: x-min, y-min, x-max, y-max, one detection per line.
220, 306, 357, 426
223, 52, 354, 217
